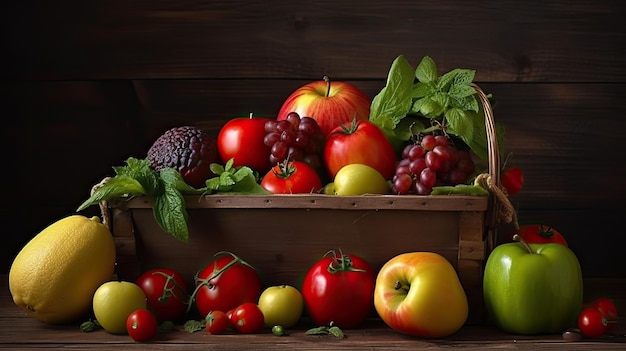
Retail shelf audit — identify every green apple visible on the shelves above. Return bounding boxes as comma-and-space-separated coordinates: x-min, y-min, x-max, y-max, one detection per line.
483, 234, 583, 334
323, 164, 389, 195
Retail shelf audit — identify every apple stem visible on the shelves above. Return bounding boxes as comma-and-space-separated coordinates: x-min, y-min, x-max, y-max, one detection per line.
394, 280, 410, 293
323, 75, 331, 97
513, 233, 533, 254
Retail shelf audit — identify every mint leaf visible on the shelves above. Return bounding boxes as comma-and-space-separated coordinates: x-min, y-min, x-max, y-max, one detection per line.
113, 157, 160, 195
152, 185, 189, 242
415, 56, 437, 83
76, 175, 146, 211
412, 81, 435, 99
159, 167, 204, 194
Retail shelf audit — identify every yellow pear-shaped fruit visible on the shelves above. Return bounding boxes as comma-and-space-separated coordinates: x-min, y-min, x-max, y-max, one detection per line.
9, 215, 116, 324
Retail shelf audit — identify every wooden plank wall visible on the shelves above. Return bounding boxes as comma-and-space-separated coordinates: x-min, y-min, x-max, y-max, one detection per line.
1, 1, 625, 277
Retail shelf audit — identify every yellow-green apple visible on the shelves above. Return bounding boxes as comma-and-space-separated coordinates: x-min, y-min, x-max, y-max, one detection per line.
374, 252, 468, 338
277, 76, 371, 136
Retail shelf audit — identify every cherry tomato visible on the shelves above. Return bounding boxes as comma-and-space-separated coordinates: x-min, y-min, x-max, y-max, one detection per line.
191, 252, 262, 319
501, 166, 524, 196
592, 297, 619, 330
205, 310, 232, 335
514, 224, 568, 247
230, 302, 265, 334
578, 307, 608, 338
324, 119, 398, 180
260, 160, 322, 194
217, 115, 273, 173
135, 268, 189, 322
301, 250, 376, 329
126, 309, 158, 342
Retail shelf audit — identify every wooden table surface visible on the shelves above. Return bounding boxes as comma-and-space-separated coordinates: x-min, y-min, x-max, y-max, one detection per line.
1, 274, 625, 350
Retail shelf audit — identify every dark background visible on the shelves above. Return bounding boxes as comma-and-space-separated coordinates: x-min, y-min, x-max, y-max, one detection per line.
1, 1, 624, 277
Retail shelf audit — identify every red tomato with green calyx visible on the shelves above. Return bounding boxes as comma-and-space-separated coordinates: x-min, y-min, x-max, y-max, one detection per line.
135, 268, 189, 322
324, 118, 398, 180
515, 224, 568, 247
230, 302, 265, 334
217, 114, 273, 173
191, 252, 262, 319
301, 250, 376, 329
126, 309, 158, 342
261, 160, 322, 194
501, 167, 524, 196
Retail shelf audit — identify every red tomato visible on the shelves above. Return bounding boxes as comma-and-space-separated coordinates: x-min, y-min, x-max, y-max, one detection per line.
230, 302, 265, 334
126, 309, 158, 342
217, 115, 273, 173
578, 307, 608, 338
515, 224, 568, 247
324, 119, 398, 180
301, 250, 376, 329
592, 297, 619, 330
260, 160, 322, 194
205, 310, 232, 335
135, 268, 189, 322
501, 167, 524, 196
191, 252, 262, 319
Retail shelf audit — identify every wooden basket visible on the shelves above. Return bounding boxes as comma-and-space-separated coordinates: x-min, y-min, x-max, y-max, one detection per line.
107, 84, 503, 325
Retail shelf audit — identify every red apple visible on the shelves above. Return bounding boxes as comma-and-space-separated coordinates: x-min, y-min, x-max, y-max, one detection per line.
277, 76, 371, 136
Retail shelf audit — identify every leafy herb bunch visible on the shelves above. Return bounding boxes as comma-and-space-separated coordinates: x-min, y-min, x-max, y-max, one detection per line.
77, 158, 268, 242
369, 55, 503, 163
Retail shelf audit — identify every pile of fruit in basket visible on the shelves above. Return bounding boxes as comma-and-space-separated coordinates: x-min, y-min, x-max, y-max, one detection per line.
8, 55, 618, 344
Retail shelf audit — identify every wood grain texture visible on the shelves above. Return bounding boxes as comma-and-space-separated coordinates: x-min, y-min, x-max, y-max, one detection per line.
1, 1, 624, 81
1, 1, 625, 279
1, 275, 625, 350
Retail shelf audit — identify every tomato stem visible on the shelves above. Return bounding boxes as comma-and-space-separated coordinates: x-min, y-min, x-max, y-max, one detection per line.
186, 251, 255, 313
324, 249, 367, 274
151, 271, 190, 304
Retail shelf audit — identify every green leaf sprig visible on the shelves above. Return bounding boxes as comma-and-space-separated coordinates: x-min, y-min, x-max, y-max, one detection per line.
77, 157, 269, 242
369, 55, 504, 162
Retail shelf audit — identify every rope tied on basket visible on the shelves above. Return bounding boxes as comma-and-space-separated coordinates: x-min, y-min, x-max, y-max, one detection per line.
90, 177, 112, 230
475, 173, 519, 230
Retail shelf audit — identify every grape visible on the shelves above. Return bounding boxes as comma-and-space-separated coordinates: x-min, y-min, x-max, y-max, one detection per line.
391, 134, 476, 195
425, 151, 441, 171
420, 168, 437, 188
263, 132, 281, 147
408, 159, 426, 175
393, 173, 413, 195
408, 145, 425, 160
271, 142, 288, 160
285, 112, 301, 128
434, 135, 449, 147
280, 129, 296, 144
421, 135, 436, 151
263, 112, 326, 172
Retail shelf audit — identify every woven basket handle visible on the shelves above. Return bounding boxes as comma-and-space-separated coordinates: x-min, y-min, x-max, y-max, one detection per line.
471, 83, 518, 251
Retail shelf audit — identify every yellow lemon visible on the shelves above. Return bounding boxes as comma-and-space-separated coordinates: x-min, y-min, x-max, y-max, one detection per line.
93, 281, 147, 334
331, 163, 389, 195
8, 215, 116, 324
